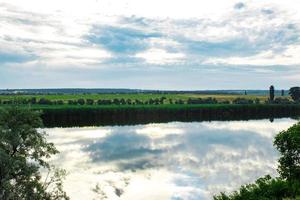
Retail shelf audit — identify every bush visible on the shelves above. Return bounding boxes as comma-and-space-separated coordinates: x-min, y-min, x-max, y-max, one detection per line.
68, 100, 77, 105
2, 100, 13, 105
56, 100, 64, 105
273, 97, 292, 104
86, 99, 94, 105
77, 99, 85, 105
38, 98, 52, 105
113, 99, 120, 105
232, 98, 253, 104
30, 97, 37, 104
214, 176, 290, 200
97, 99, 112, 105
187, 98, 218, 104
175, 99, 184, 104
126, 99, 132, 105
134, 99, 143, 105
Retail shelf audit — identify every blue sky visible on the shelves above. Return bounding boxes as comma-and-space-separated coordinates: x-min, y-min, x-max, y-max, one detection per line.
0, 0, 300, 89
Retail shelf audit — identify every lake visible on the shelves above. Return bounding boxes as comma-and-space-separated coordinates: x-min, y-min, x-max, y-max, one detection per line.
44, 118, 297, 200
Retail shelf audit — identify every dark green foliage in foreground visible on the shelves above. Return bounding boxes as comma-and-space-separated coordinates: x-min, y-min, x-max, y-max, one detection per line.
0, 107, 68, 200
274, 123, 300, 185
214, 180, 300, 200
214, 122, 300, 200
214, 175, 291, 200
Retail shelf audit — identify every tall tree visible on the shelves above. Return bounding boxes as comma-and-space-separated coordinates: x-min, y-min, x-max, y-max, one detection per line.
274, 122, 300, 198
274, 122, 300, 182
0, 107, 68, 200
289, 87, 300, 101
269, 85, 275, 101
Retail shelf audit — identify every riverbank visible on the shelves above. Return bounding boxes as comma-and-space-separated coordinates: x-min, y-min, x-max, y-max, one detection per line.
2, 104, 298, 127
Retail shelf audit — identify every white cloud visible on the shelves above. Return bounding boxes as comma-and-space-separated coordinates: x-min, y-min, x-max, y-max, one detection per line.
1, 0, 300, 88
204, 44, 300, 66
135, 48, 185, 64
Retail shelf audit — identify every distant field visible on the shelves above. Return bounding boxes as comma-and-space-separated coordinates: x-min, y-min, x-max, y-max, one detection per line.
0, 93, 283, 103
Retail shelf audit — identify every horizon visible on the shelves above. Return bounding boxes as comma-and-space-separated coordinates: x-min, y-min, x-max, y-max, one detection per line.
0, 87, 290, 91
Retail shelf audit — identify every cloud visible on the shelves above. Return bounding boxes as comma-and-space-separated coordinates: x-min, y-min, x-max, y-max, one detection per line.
234, 2, 246, 10
86, 25, 161, 54
135, 48, 185, 65
261, 8, 274, 15
84, 131, 164, 163
1, 0, 300, 88
0, 52, 36, 64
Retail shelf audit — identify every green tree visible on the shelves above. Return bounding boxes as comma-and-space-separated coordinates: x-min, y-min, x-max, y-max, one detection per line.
269, 85, 275, 101
86, 99, 94, 105
274, 122, 300, 182
213, 175, 289, 200
289, 87, 300, 101
0, 107, 69, 200
77, 98, 85, 105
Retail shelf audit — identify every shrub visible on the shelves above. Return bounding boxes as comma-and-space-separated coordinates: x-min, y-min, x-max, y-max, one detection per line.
187, 98, 218, 104
86, 99, 94, 105
97, 99, 112, 105
214, 176, 290, 200
273, 98, 292, 104
232, 98, 253, 104
38, 98, 52, 105
77, 98, 85, 105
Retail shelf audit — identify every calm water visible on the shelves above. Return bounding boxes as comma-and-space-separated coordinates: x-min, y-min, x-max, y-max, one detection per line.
44, 118, 297, 200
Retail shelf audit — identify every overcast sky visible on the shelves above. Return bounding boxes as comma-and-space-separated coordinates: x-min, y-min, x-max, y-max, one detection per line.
0, 0, 300, 89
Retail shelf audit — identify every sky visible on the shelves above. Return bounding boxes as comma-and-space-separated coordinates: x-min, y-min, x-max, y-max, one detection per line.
0, 0, 300, 89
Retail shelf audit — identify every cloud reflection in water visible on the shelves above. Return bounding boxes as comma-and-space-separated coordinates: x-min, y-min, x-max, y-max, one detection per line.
45, 118, 297, 200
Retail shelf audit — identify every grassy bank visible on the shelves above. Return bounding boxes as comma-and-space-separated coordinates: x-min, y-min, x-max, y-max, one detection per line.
1, 103, 300, 111
7, 104, 298, 127
0, 93, 278, 103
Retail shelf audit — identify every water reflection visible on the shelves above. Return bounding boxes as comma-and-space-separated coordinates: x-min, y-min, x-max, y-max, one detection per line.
44, 118, 297, 200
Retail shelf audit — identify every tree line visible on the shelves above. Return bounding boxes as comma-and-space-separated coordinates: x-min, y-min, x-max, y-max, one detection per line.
0, 96, 295, 106
268, 86, 300, 102
0, 86, 299, 106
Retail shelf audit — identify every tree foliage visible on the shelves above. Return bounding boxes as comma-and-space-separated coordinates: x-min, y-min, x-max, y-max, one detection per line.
0, 107, 68, 200
270, 85, 275, 101
213, 175, 289, 200
274, 122, 300, 182
289, 87, 300, 102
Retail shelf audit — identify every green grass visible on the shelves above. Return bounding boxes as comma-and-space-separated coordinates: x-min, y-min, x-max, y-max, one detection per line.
1, 103, 298, 111
0, 103, 233, 110
0, 93, 282, 103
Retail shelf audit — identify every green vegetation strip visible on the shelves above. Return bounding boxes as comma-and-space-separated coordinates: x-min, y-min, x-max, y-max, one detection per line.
2, 103, 300, 111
